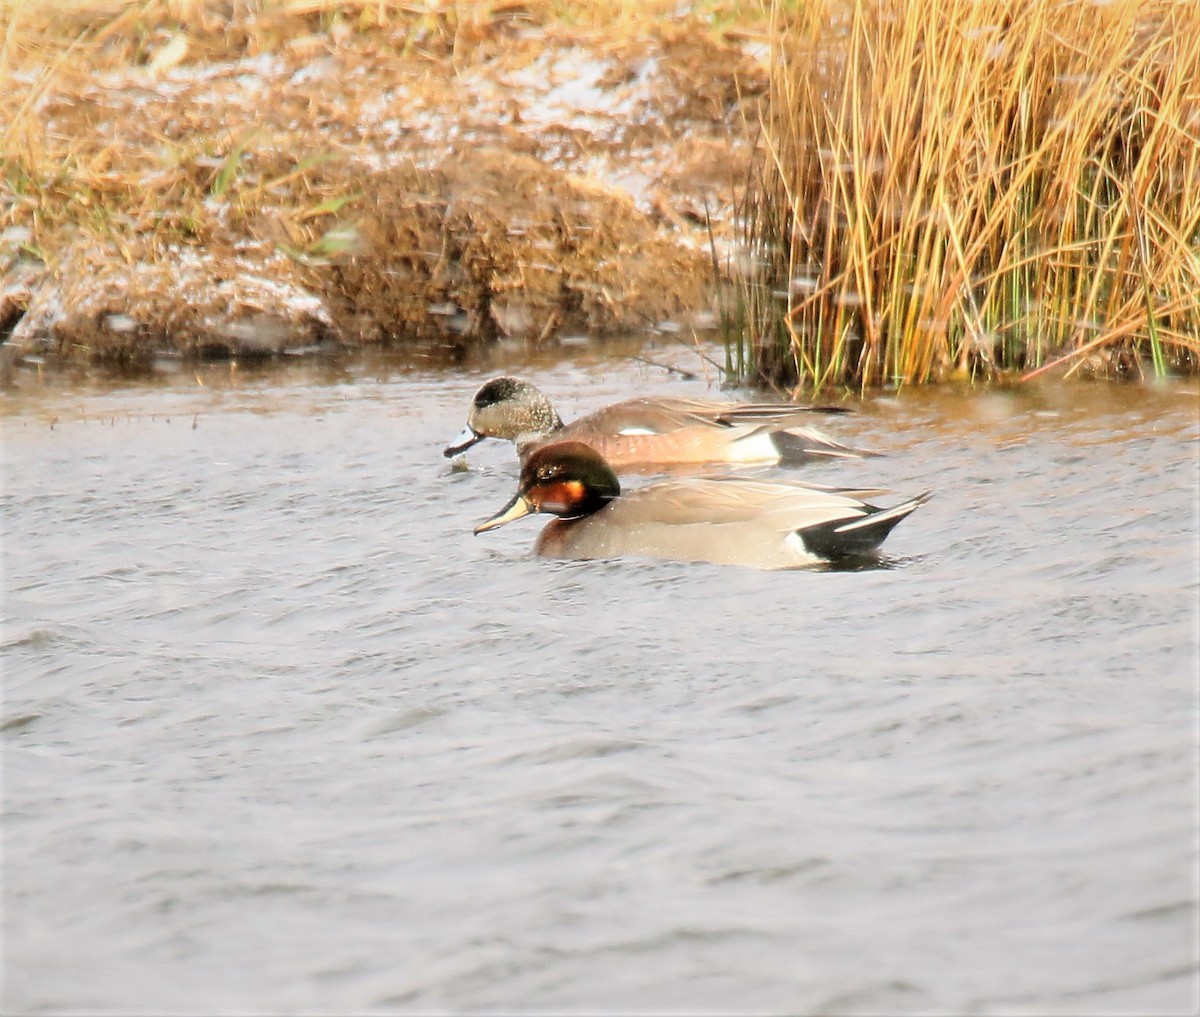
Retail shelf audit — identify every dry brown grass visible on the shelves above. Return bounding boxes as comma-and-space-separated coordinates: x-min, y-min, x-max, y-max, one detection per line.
1, 0, 764, 202
0, 0, 668, 257
1, 1, 765, 367
733, 0, 1200, 390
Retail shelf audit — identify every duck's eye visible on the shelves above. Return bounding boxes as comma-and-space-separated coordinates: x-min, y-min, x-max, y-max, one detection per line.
536, 465, 556, 481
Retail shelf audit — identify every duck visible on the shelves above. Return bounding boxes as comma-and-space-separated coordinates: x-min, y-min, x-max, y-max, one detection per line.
443, 376, 874, 470
473, 440, 930, 571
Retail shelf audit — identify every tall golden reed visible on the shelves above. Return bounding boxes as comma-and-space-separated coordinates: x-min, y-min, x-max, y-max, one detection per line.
736, 0, 1200, 389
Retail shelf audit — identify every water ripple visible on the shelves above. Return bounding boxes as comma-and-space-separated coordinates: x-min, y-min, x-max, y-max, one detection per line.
2, 361, 1197, 1014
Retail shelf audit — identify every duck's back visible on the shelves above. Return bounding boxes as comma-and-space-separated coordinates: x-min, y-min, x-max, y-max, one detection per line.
534, 399, 865, 469
533, 477, 877, 570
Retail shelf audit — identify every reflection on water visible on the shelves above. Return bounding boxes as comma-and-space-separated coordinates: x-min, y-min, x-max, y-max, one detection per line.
3, 343, 1198, 1014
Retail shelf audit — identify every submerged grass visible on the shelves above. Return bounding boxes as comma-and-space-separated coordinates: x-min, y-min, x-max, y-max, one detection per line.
732, 0, 1200, 390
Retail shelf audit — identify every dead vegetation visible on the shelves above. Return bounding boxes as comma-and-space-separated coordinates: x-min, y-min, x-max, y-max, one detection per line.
11, 1, 1192, 389
1, 1, 767, 371
732, 0, 1200, 390
321, 150, 711, 347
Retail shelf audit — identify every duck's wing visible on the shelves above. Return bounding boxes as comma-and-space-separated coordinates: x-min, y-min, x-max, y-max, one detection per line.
741, 422, 880, 462
569, 397, 850, 437
568, 399, 725, 436
611, 477, 882, 529
690, 399, 852, 424
623, 477, 926, 542
646, 397, 852, 425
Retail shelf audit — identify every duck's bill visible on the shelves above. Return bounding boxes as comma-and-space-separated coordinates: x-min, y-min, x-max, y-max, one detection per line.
474, 493, 536, 534
444, 426, 484, 458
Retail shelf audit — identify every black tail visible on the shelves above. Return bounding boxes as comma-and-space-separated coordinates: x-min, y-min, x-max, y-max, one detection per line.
799, 492, 931, 559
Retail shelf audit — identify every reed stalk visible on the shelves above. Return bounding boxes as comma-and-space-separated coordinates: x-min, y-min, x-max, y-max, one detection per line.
733, 0, 1200, 390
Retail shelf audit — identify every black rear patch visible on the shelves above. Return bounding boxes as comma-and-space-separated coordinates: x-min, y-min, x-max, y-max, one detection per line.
797, 495, 927, 559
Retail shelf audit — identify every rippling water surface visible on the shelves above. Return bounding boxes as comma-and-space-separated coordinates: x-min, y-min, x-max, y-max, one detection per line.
3, 343, 1198, 1014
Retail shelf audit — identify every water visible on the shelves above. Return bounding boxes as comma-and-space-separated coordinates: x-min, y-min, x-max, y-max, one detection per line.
3, 344, 1198, 1014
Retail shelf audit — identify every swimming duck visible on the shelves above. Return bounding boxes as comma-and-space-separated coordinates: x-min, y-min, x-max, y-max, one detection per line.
444, 376, 874, 470
474, 441, 929, 570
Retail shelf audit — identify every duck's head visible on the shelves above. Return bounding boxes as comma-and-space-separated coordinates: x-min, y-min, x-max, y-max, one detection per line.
474, 441, 621, 534
444, 377, 564, 457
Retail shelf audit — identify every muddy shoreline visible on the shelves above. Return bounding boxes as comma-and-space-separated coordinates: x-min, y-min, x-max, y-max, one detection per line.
2, 10, 765, 382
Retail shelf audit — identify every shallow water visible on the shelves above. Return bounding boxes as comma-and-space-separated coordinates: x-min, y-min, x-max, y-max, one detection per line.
3, 343, 1198, 1015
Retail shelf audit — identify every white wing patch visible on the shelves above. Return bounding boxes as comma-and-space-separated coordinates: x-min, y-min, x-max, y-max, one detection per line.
724, 430, 780, 463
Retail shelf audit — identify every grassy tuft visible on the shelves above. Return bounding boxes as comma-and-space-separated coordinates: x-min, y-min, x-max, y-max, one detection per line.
730, 0, 1200, 390
0, 0, 765, 258
2, 1, 760, 364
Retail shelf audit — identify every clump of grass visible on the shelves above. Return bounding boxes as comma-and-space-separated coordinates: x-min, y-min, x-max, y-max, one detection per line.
3, 0, 739, 365
0, 0, 761, 328
731, 0, 1200, 390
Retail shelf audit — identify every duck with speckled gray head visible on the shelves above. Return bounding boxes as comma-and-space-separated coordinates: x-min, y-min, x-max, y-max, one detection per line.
445, 376, 874, 471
